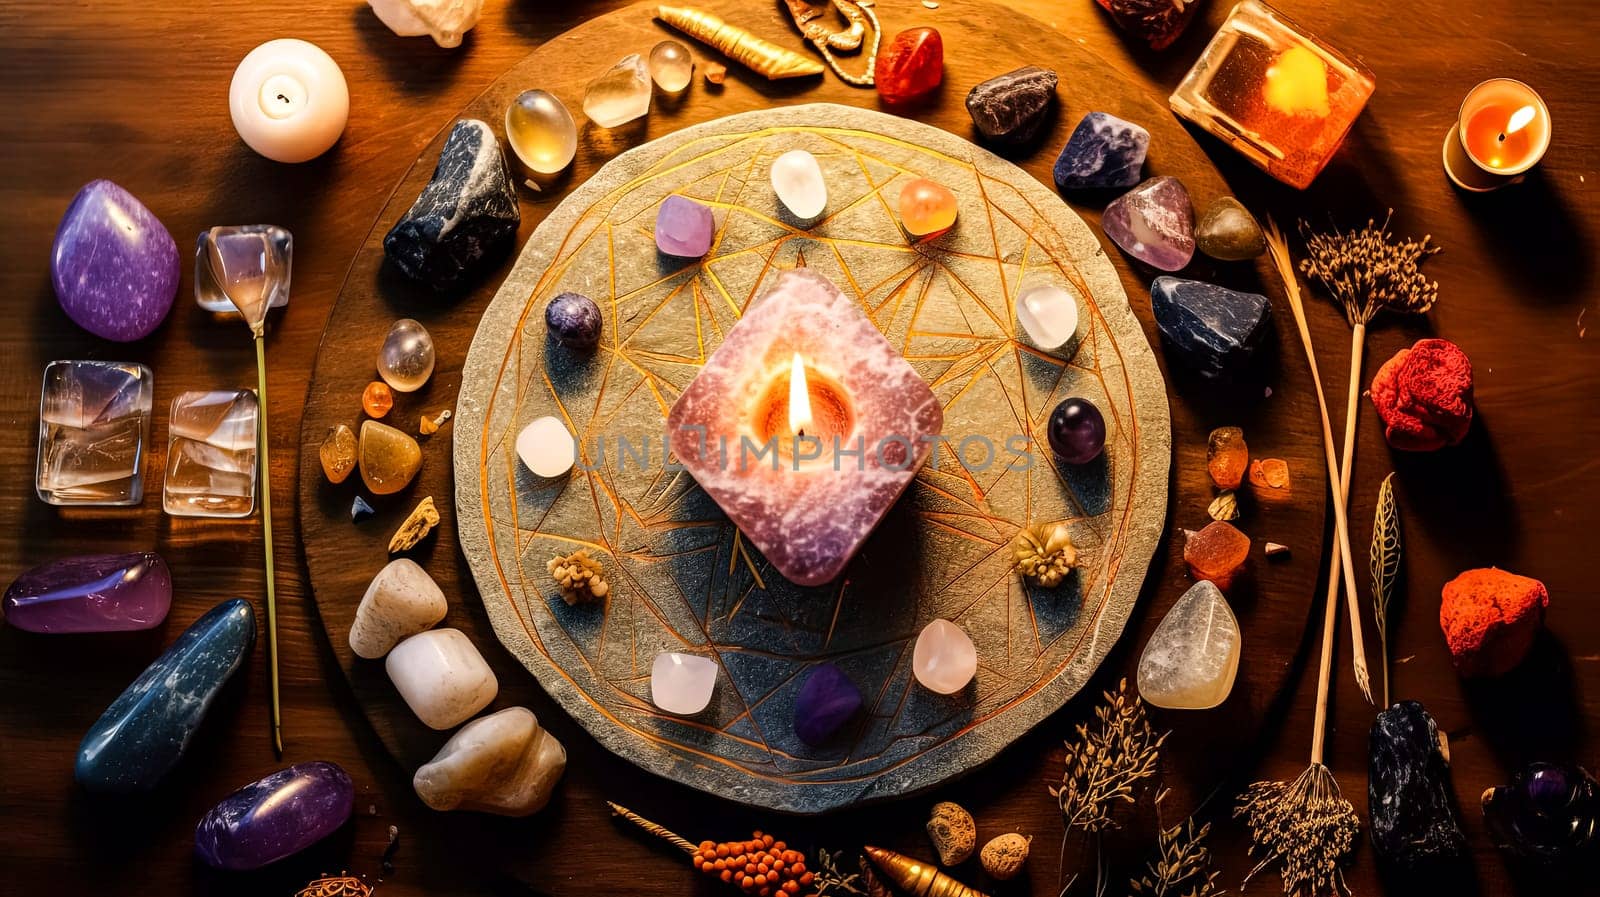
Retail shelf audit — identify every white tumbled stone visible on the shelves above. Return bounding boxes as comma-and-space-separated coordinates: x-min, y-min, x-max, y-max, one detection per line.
1136, 580, 1240, 710
386, 629, 498, 729
350, 558, 448, 659
368, 0, 481, 48
913, 619, 977, 695
770, 149, 827, 220
1015, 282, 1081, 353
650, 652, 718, 715
413, 706, 567, 816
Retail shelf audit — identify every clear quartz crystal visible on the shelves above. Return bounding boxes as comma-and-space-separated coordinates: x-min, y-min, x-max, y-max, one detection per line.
195, 225, 292, 319
377, 318, 436, 393
770, 149, 827, 220
582, 55, 652, 128
1015, 282, 1080, 352
36, 360, 153, 506
1136, 580, 1241, 709
163, 390, 259, 518
647, 40, 694, 93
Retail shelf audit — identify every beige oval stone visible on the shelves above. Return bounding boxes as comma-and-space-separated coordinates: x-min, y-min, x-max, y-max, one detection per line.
413, 706, 567, 815
359, 420, 422, 494
350, 558, 448, 659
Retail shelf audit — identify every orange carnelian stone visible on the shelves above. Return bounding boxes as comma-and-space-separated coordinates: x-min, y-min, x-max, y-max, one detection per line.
1247, 458, 1291, 503
362, 380, 394, 418
1206, 426, 1248, 490
897, 178, 958, 239
1183, 520, 1250, 589
875, 27, 943, 105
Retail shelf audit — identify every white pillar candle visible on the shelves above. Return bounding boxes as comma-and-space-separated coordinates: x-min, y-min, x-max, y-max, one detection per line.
229, 39, 349, 163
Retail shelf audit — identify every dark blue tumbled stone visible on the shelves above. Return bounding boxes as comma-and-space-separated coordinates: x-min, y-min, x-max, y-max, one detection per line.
351, 495, 375, 522
383, 119, 520, 289
794, 663, 862, 745
76, 599, 256, 792
1149, 276, 1271, 378
1053, 112, 1150, 191
1369, 701, 1467, 868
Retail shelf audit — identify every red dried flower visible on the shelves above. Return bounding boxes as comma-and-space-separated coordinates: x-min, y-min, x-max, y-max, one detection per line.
1440, 567, 1548, 677
1369, 338, 1474, 451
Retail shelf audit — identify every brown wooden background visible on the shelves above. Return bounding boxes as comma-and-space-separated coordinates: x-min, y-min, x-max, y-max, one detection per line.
0, 1, 1595, 895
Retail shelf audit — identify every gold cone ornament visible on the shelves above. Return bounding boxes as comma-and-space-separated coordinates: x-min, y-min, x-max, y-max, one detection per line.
656, 6, 825, 79
863, 847, 991, 897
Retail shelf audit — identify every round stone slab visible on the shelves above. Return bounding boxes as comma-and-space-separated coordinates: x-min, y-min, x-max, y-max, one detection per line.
454, 104, 1171, 813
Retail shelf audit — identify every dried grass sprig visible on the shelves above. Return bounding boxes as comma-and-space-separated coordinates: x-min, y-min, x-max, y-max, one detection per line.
1369, 473, 1402, 707
1050, 679, 1167, 834
1236, 764, 1359, 897
1264, 219, 1371, 705
1130, 790, 1222, 897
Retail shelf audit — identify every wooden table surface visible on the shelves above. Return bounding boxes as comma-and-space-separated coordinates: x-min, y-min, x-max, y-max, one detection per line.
1, 1, 1595, 895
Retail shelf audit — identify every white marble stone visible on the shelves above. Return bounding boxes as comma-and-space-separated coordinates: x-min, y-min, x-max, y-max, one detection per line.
770, 149, 827, 220
650, 652, 717, 715
368, 0, 481, 48
913, 619, 977, 695
350, 558, 448, 659
516, 416, 575, 478
1015, 282, 1080, 352
413, 706, 567, 816
386, 629, 498, 729
1136, 581, 1240, 710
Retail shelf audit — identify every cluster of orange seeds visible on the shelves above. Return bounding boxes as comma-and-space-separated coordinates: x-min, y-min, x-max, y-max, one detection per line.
692, 832, 813, 897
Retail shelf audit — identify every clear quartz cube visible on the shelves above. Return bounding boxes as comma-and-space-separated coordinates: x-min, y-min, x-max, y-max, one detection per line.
1169, 0, 1375, 189
163, 389, 259, 518
36, 360, 154, 506
195, 225, 292, 316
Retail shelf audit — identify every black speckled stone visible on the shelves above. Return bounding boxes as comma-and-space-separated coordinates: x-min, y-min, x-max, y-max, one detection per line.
1149, 276, 1270, 378
384, 119, 520, 289
964, 66, 1058, 147
1368, 701, 1467, 868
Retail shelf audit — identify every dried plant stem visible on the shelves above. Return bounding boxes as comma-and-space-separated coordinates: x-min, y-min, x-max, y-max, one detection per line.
1265, 220, 1372, 708
255, 334, 283, 757
607, 802, 697, 854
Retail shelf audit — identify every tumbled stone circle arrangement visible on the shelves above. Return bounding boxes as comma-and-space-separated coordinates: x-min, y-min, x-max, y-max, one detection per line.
454, 104, 1171, 813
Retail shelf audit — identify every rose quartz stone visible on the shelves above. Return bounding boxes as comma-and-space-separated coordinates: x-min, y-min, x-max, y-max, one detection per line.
666, 269, 943, 586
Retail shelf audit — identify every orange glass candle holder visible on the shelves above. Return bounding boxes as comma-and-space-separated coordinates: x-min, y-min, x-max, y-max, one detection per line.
1442, 78, 1550, 192
1169, 0, 1375, 189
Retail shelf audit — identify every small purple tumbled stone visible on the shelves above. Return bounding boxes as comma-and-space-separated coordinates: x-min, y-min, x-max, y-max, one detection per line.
3, 552, 171, 634
195, 761, 355, 871
51, 180, 179, 342
545, 291, 603, 350
1101, 176, 1195, 272
655, 194, 715, 258
793, 663, 862, 745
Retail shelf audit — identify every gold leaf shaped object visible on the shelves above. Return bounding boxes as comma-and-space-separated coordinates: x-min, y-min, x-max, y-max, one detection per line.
548, 550, 610, 605
655, 6, 825, 80
864, 846, 991, 897
1013, 521, 1079, 587
389, 496, 441, 553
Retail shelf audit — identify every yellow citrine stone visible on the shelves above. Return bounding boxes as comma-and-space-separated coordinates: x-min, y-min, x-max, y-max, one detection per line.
359, 420, 422, 495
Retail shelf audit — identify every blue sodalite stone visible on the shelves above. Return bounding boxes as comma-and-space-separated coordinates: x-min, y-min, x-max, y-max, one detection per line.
793, 663, 862, 745
351, 494, 375, 522
383, 119, 520, 290
75, 599, 256, 792
1053, 112, 1150, 191
1150, 276, 1271, 378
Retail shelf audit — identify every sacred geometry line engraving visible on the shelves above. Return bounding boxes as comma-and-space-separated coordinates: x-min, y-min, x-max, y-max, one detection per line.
455, 105, 1170, 813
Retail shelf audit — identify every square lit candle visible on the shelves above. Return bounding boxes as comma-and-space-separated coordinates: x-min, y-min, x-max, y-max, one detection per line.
666, 269, 943, 587
1169, 0, 1375, 189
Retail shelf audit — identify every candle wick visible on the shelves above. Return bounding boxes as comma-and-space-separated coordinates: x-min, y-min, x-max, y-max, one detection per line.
1497, 132, 1507, 143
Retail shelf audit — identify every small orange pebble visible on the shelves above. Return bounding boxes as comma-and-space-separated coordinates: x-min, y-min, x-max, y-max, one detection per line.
362, 380, 394, 418
705, 61, 728, 85
1248, 458, 1291, 503
1206, 426, 1248, 490
897, 178, 958, 239
1183, 520, 1250, 589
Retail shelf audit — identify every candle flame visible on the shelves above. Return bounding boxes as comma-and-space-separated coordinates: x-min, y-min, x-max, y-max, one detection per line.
1505, 104, 1538, 136
788, 352, 813, 436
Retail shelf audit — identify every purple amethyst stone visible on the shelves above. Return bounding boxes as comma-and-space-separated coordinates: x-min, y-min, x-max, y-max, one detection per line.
3, 552, 170, 633
1101, 176, 1195, 272
195, 761, 355, 871
655, 195, 715, 258
1047, 398, 1107, 464
793, 663, 862, 745
545, 291, 603, 350
51, 180, 179, 342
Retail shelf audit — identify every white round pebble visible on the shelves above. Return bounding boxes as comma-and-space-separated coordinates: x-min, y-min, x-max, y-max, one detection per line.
516, 416, 576, 478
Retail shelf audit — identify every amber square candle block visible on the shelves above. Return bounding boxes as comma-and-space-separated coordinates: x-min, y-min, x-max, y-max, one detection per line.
666, 269, 943, 587
1170, 0, 1375, 189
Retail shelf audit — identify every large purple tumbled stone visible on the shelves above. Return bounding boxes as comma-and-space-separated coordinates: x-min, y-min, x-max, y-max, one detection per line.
654, 195, 715, 258
1101, 176, 1195, 272
3, 552, 171, 633
195, 761, 355, 871
51, 180, 179, 342
793, 663, 862, 745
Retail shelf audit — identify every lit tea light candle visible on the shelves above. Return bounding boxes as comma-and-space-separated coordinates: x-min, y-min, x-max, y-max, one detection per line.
229, 39, 350, 164
1442, 78, 1551, 192
666, 269, 942, 587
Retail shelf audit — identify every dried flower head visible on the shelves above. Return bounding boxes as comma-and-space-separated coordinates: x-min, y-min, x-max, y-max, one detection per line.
1050, 679, 1167, 834
1014, 521, 1081, 588
547, 549, 610, 605
1298, 212, 1441, 327
1236, 763, 1359, 897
